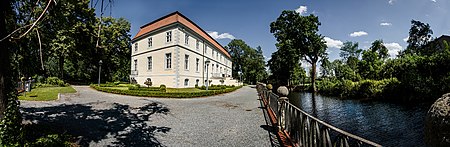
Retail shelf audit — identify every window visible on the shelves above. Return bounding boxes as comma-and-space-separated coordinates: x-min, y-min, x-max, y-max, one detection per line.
196, 58, 199, 72
216, 64, 219, 73
196, 40, 199, 50
148, 37, 152, 48
216, 52, 218, 59
165, 53, 172, 69
185, 34, 189, 45
147, 56, 152, 70
205, 46, 208, 54
166, 31, 172, 42
134, 43, 138, 51
196, 79, 199, 86
212, 50, 214, 56
212, 64, 214, 73
133, 59, 137, 71
184, 79, 189, 86
184, 54, 189, 70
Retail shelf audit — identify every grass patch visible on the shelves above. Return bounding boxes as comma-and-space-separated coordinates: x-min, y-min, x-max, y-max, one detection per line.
19, 86, 77, 101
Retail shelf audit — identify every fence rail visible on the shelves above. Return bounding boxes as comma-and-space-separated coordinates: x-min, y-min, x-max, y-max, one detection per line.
256, 83, 382, 147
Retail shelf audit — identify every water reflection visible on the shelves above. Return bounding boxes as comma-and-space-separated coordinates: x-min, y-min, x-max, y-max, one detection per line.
288, 92, 430, 147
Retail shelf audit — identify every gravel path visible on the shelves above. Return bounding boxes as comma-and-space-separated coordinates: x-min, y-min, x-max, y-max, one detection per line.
20, 86, 273, 147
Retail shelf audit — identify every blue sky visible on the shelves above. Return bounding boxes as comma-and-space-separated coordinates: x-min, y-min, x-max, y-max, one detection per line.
99, 0, 450, 61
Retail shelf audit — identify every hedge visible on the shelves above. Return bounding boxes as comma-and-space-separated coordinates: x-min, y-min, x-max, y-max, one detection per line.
90, 85, 243, 98
128, 86, 160, 91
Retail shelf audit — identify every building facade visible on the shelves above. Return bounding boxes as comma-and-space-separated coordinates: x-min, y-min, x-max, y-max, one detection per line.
130, 12, 237, 88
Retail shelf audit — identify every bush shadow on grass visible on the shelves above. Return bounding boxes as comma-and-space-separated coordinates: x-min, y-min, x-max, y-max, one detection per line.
21, 102, 170, 146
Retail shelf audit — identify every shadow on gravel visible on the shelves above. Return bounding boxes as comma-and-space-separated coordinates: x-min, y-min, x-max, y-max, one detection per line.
21, 102, 170, 146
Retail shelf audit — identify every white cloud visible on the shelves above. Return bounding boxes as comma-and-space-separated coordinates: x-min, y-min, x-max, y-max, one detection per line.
295, 6, 308, 15
380, 22, 392, 26
431, 0, 436, 2
389, 0, 395, 5
350, 31, 368, 37
384, 42, 403, 57
403, 36, 409, 42
323, 37, 343, 48
207, 31, 235, 40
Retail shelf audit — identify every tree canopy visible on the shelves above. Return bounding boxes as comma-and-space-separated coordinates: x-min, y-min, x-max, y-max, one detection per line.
270, 10, 327, 91
226, 39, 267, 84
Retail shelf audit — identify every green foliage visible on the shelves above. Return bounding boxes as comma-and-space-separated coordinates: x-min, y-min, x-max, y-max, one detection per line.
269, 10, 327, 91
28, 134, 70, 147
91, 85, 243, 98
317, 78, 400, 99
0, 92, 23, 146
226, 40, 267, 84
159, 85, 167, 92
340, 41, 362, 61
402, 20, 433, 56
197, 85, 229, 90
45, 77, 67, 87
128, 86, 160, 91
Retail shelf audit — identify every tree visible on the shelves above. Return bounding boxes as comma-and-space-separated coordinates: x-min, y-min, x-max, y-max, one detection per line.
268, 42, 302, 86
340, 41, 362, 71
320, 56, 332, 78
226, 39, 267, 84
270, 10, 327, 92
402, 20, 433, 55
340, 41, 362, 60
369, 40, 389, 60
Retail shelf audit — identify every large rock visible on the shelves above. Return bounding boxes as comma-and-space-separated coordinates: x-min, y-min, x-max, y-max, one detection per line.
425, 93, 450, 146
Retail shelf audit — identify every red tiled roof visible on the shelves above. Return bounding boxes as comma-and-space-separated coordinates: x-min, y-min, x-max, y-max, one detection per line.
133, 11, 231, 58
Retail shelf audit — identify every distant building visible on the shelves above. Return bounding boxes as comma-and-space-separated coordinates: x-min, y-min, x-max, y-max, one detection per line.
433, 35, 450, 50
131, 11, 238, 88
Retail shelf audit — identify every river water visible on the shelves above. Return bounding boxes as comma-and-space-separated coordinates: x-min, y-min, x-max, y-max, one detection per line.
288, 92, 431, 147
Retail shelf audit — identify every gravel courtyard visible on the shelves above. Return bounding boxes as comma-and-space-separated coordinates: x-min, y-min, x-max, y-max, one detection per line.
20, 85, 275, 146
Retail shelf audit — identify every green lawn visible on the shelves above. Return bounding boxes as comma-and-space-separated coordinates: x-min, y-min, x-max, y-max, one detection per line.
19, 86, 77, 101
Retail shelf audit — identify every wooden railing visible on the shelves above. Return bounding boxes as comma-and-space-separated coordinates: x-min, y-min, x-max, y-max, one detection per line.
256, 83, 382, 147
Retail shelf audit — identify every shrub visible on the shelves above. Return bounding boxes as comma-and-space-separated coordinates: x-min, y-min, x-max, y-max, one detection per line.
29, 134, 70, 147
34, 83, 58, 88
195, 84, 199, 88
45, 77, 66, 87
128, 86, 160, 91
159, 85, 166, 92
90, 84, 244, 98
144, 78, 152, 87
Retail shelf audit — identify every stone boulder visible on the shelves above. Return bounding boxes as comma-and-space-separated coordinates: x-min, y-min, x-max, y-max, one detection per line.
425, 93, 450, 146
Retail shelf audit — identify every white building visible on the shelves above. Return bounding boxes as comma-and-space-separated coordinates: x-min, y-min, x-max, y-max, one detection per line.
130, 11, 238, 88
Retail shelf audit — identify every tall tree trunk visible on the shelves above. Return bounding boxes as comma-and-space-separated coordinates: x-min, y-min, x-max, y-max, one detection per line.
59, 54, 64, 80
311, 62, 317, 93
0, 0, 12, 119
